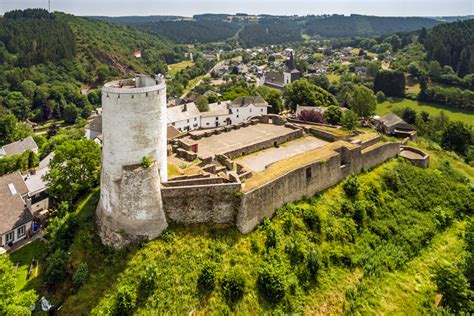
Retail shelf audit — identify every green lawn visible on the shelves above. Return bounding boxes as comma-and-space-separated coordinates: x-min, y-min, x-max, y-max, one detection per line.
168, 60, 194, 76
9, 239, 48, 292
376, 98, 474, 126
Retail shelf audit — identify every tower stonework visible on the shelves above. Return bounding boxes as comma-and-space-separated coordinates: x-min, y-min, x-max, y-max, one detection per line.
97, 75, 168, 248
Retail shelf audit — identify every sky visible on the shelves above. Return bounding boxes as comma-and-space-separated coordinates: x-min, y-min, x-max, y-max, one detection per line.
1, 0, 473, 17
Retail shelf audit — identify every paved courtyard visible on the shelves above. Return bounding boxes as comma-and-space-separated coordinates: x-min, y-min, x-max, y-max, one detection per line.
236, 136, 328, 172
183, 124, 297, 158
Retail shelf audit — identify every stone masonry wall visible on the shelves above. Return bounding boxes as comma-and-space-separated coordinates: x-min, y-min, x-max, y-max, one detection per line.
161, 183, 241, 225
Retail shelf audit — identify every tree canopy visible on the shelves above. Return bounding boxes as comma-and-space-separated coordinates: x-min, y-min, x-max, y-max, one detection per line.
283, 80, 337, 110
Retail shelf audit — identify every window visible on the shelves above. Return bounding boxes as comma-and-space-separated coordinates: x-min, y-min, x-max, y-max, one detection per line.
206, 123, 209, 126
250, 109, 252, 112
172, 122, 175, 126
306, 167, 312, 179
194, 118, 197, 121
261, 108, 263, 112
187, 119, 189, 123
17, 225, 26, 238
215, 117, 218, 120
6, 231, 14, 243
0, 236, 2, 246
237, 115, 239, 118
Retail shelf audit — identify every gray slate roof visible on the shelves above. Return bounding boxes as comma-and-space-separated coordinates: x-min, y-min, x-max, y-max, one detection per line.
230, 96, 269, 108
201, 101, 232, 118
86, 116, 102, 133
0, 172, 32, 235
264, 71, 285, 87
1, 136, 38, 157
379, 113, 407, 128
167, 102, 201, 123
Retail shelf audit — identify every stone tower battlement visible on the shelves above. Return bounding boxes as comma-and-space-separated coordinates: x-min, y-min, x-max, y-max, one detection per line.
97, 75, 168, 247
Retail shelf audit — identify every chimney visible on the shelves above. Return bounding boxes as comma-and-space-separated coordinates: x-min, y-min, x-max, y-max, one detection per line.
182, 103, 187, 112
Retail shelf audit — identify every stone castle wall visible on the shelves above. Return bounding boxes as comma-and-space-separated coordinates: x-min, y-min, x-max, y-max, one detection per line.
160, 141, 400, 235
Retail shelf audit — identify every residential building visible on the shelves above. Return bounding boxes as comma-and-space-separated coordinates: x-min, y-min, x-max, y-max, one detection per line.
167, 102, 201, 132
0, 172, 34, 247
0, 136, 38, 158
85, 116, 102, 141
264, 52, 301, 90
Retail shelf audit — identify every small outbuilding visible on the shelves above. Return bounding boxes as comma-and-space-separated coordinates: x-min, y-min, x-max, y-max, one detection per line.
375, 113, 416, 139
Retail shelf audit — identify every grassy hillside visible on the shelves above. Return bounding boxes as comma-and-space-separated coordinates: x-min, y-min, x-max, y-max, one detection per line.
11, 141, 469, 315
376, 98, 474, 126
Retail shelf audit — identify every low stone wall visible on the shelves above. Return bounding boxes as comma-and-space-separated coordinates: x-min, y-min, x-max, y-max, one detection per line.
308, 128, 343, 142
216, 154, 235, 170
400, 146, 430, 168
161, 183, 241, 224
224, 129, 303, 159
359, 135, 382, 150
361, 142, 400, 170
163, 177, 225, 187
237, 154, 344, 233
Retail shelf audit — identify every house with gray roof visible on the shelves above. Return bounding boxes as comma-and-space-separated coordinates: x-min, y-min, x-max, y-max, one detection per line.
85, 116, 102, 141
0, 136, 38, 158
167, 102, 201, 132
375, 113, 416, 139
0, 172, 34, 248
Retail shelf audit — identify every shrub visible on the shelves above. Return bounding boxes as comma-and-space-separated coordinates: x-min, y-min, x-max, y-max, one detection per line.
197, 261, 217, 293
303, 208, 322, 233
324, 105, 343, 125
343, 175, 360, 198
139, 264, 158, 296
285, 239, 307, 265
297, 109, 327, 124
341, 110, 358, 130
376, 91, 385, 103
257, 262, 286, 305
142, 155, 152, 168
115, 285, 137, 315
265, 226, 277, 249
72, 262, 89, 291
432, 263, 472, 313
221, 269, 245, 306
44, 249, 68, 285
306, 249, 321, 280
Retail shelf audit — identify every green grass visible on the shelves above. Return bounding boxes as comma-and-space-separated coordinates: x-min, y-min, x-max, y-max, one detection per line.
9, 239, 48, 292
168, 60, 194, 76
326, 73, 341, 83
376, 98, 474, 126
56, 151, 473, 314
183, 74, 206, 96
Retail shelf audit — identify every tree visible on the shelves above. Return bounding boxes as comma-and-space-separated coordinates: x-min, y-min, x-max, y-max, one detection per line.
5, 91, 31, 120
457, 48, 471, 78
256, 85, 283, 113
45, 139, 101, 202
0, 255, 37, 315
376, 91, 386, 103
441, 121, 473, 156
350, 85, 376, 118
195, 95, 209, 112
432, 263, 473, 313
95, 65, 110, 83
324, 106, 343, 125
0, 108, 18, 145
341, 110, 358, 130
374, 70, 405, 97
297, 109, 326, 123
428, 60, 442, 79
63, 104, 79, 124
283, 79, 337, 110
45, 248, 69, 285
115, 285, 137, 315
221, 269, 245, 306
402, 108, 418, 125
72, 262, 89, 291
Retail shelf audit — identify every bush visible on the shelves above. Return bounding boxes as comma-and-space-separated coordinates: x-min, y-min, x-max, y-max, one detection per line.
285, 239, 307, 265
297, 109, 327, 124
341, 110, 358, 130
303, 208, 322, 233
72, 262, 89, 291
376, 91, 385, 103
139, 264, 158, 297
432, 263, 472, 313
197, 261, 217, 293
221, 269, 245, 306
142, 155, 153, 168
324, 106, 343, 125
257, 262, 286, 305
115, 285, 137, 315
343, 175, 360, 198
44, 249, 68, 285
306, 249, 321, 280
265, 226, 277, 249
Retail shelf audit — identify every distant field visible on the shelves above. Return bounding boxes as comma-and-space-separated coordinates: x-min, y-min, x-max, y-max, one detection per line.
376, 98, 474, 126
168, 60, 194, 76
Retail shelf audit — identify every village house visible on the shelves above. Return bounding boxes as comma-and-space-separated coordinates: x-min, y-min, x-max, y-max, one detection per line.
374, 113, 417, 139
85, 116, 102, 142
0, 136, 38, 158
167, 102, 201, 132
0, 172, 35, 248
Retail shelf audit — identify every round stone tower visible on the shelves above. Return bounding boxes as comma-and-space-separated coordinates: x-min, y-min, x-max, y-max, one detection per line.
97, 74, 168, 248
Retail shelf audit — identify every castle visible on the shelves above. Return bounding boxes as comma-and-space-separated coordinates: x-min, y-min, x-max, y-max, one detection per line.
97, 75, 424, 248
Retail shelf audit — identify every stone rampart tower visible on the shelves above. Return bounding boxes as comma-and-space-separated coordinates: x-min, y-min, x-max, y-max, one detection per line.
97, 75, 168, 248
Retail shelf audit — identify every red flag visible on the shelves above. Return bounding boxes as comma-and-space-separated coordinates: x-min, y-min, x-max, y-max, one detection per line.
134, 50, 142, 58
